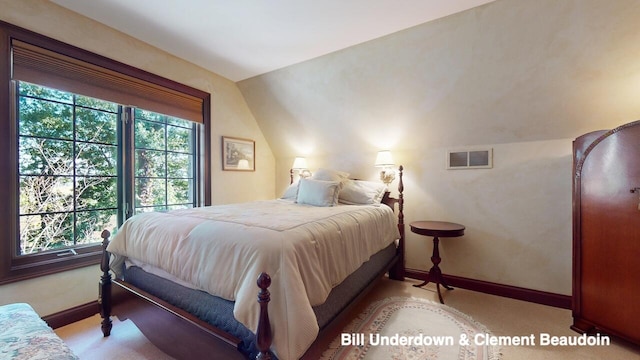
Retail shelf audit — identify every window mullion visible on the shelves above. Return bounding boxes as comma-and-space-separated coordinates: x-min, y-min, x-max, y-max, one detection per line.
163, 121, 167, 210
72, 94, 78, 246
122, 106, 135, 221
12, 82, 21, 257
192, 123, 200, 206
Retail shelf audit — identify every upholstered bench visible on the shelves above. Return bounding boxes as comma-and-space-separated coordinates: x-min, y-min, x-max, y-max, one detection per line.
0, 303, 78, 360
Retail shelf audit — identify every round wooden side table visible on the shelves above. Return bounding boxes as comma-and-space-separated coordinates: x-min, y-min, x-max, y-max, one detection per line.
410, 220, 465, 304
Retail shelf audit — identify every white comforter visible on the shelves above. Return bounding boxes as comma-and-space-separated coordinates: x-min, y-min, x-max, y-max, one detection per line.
107, 199, 399, 360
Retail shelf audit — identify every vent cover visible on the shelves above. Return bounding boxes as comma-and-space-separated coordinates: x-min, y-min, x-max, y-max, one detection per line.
447, 148, 493, 169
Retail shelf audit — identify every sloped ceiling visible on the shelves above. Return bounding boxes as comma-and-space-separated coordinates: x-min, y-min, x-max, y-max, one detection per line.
51, 0, 495, 81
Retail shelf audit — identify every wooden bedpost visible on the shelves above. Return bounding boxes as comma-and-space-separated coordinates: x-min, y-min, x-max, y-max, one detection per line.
256, 272, 273, 360
389, 165, 405, 280
99, 230, 113, 337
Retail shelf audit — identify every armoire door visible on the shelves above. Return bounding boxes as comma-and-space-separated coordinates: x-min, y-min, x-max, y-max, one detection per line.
574, 120, 640, 344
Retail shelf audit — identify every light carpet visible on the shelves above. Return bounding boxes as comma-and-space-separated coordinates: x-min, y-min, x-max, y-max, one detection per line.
55, 315, 173, 360
321, 297, 501, 360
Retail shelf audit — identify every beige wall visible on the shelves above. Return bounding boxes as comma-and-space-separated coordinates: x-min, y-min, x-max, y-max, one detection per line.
0, 0, 275, 316
239, 0, 640, 295
3, 0, 639, 316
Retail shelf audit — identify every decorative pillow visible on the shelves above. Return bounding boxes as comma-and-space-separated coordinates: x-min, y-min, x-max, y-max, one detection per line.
339, 179, 387, 205
281, 182, 299, 200
312, 168, 350, 187
296, 178, 341, 207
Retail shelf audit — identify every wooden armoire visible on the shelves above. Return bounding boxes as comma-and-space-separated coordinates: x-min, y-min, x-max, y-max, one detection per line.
572, 120, 640, 345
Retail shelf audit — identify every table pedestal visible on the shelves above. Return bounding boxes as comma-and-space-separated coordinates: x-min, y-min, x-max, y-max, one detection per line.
410, 221, 465, 304
413, 236, 454, 304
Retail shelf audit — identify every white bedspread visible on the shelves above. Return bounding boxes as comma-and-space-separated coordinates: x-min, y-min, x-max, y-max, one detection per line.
107, 199, 399, 360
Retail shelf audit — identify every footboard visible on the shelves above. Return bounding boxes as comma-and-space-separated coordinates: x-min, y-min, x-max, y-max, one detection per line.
256, 273, 273, 360
99, 230, 262, 359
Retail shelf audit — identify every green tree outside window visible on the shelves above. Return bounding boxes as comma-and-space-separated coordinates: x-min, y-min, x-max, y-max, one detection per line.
17, 82, 197, 255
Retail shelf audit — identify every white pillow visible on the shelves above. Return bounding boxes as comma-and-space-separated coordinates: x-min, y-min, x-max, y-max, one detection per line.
281, 182, 299, 200
312, 168, 350, 184
339, 179, 387, 205
296, 178, 341, 207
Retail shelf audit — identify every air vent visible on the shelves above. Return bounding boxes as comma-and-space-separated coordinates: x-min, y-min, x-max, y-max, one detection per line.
446, 148, 493, 169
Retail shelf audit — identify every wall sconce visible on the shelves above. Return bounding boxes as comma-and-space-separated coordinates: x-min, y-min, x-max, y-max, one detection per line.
291, 157, 312, 181
374, 150, 396, 186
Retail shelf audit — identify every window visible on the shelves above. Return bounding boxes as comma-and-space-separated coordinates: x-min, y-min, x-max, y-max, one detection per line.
0, 21, 211, 283
132, 108, 199, 214
17, 82, 119, 255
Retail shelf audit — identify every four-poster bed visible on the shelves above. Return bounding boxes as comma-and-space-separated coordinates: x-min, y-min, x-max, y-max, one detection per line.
99, 166, 405, 359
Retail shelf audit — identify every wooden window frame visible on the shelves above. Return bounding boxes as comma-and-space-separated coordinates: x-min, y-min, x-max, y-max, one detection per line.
0, 21, 211, 284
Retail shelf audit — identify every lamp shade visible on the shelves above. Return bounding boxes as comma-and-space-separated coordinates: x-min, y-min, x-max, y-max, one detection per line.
374, 151, 394, 167
237, 159, 250, 169
291, 157, 308, 170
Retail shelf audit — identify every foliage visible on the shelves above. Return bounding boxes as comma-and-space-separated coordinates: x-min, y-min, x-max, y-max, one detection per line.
18, 83, 118, 253
133, 109, 194, 212
17, 82, 195, 254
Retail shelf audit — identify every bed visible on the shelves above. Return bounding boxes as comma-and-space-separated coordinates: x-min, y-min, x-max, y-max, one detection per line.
99, 166, 405, 360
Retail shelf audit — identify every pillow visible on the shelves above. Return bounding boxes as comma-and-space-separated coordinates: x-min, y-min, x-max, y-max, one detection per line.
312, 168, 350, 184
296, 178, 341, 207
281, 182, 299, 200
339, 179, 387, 205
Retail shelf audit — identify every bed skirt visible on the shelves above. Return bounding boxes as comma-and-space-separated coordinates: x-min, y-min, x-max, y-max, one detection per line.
122, 242, 397, 359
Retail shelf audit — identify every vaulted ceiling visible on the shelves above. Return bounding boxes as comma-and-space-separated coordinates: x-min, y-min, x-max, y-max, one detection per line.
52, 0, 495, 81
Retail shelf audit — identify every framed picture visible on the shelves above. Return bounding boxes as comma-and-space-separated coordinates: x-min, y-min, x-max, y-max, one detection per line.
222, 136, 255, 171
